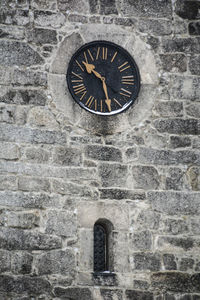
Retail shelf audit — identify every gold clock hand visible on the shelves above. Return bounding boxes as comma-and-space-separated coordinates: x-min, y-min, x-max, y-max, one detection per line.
102, 78, 111, 112
82, 61, 111, 112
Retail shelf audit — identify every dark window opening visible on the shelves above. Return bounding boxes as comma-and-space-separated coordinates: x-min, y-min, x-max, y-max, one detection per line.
93, 219, 113, 273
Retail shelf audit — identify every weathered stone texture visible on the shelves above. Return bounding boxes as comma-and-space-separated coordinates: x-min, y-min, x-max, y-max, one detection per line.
1, 1, 200, 299
0, 41, 44, 66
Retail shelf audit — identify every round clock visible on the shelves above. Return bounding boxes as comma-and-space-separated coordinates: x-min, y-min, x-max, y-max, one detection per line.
66, 40, 140, 116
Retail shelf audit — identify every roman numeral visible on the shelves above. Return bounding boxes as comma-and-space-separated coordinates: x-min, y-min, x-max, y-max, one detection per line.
113, 98, 122, 107
96, 47, 100, 60
84, 51, 88, 63
102, 47, 107, 60
87, 49, 94, 61
111, 51, 117, 63
75, 60, 84, 72
72, 72, 83, 80
73, 84, 86, 95
118, 62, 130, 72
122, 75, 134, 85
85, 96, 95, 108
80, 91, 87, 101
120, 88, 131, 98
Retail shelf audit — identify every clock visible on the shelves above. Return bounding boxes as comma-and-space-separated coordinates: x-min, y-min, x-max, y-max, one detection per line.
66, 40, 140, 116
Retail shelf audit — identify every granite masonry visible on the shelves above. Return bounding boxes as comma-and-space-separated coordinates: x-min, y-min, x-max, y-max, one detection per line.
0, 0, 200, 299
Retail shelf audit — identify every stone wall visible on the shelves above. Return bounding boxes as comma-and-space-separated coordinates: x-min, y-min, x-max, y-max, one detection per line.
0, 0, 200, 299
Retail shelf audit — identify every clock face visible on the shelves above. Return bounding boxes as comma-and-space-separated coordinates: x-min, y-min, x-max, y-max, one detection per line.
67, 41, 140, 116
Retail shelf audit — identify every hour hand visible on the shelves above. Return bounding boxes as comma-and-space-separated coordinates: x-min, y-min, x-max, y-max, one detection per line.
82, 61, 95, 74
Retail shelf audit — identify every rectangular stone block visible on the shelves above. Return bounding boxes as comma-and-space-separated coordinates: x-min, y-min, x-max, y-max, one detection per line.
0, 124, 66, 144
132, 252, 161, 271
132, 165, 159, 190
126, 290, 153, 300
98, 163, 128, 187
0, 25, 24, 40
11, 251, 33, 274
12, 69, 47, 86
138, 19, 172, 36
131, 230, 152, 251
85, 145, 122, 162
0, 275, 51, 294
153, 101, 183, 117
51, 178, 94, 197
99, 188, 145, 200
53, 146, 82, 166
163, 37, 200, 54
0, 191, 63, 209
139, 147, 199, 165
121, 0, 172, 18
148, 191, 200, 215
6, 211, 39, 229
0, 227, 61, 250
156, 236, 194, 252
0, 89, 46, 105
0, 250, 10, 273
0, 40, 44, 66
18, 176, 50, 192
35, 249, 75, 275
0, 175, 18, 191
34, 10, 65, 28
27, 28, 57, 44
170, 75, 200, 101
0, 142, 19, 160
45, 210, 76, 237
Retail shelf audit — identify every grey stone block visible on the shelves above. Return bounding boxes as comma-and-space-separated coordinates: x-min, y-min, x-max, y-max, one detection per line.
25, 147, 49, 163
54, 287, 92, 299
27, 28, 57, 45
36, 249, 75, 275
34, 10, 65, 28
18, 176, 50, 192
99, 188, 145, 200
51, 178, 93, 197
189, 21, 200, 35
0, 227, 61, 250
138, 19, 172, 36
0, 191, 63, 209
136, 210, 160, 230
163, 254, 177, 270
58, 0, 90, 13
0, 25, 25, 40
121, 0, 172, 18
68, 14, 88, 23
0, 124, 66, 144
100, 289, 123, 300
154, 119, 200, 135
189, 55, 200, 75
131, 230, 152, 251
133, 280, 149, 290
157, 236, 194, 251
99, 0, 118, 15
0, 142, 19, 160
125, 148, 137, 161
32, 0, 57, 10
0, 40, 44, 66
0, 250, 10, 273
53, 146, 82, 166
133, 252, 161, 271
148, 191, 200, 215
160, 54, 187, 73
0, 89, 46, 105
6, 211, 39, 229
175, 0, 200, 20
126, 290, 153, 300
12, 69, 47, 86
163, 218, 188, 235
151, 272, 200, 293
0, 275, 51, 294
0, 175, 17, 191
180, 258, 195, 271
98, 163, 128, 187
169, 136, 191, 149
139, 147, 199, 165
132, 165, 159, 190
0, 9, 29, 26
11, 252, 33, 274
170, 75, 200, 100
163, 38, 200, 54
165, 168, 189, 191
85, 145, 122, 162
45, 210, 76, 237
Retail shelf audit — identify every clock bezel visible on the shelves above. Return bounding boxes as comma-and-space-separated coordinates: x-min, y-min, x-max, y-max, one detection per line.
66, 40, 141, 116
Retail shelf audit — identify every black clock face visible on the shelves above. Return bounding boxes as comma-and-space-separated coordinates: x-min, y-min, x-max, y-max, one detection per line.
67, 41, 140, 116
